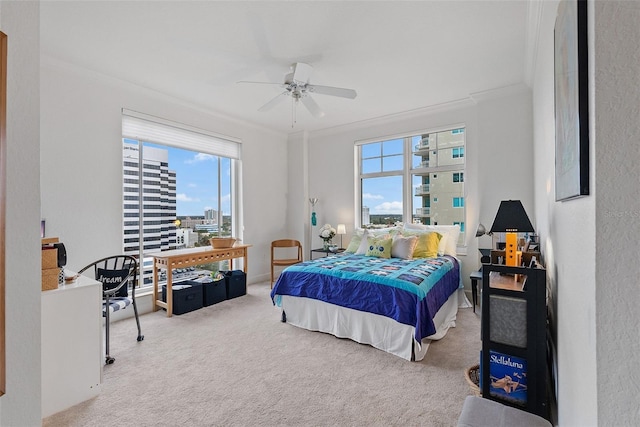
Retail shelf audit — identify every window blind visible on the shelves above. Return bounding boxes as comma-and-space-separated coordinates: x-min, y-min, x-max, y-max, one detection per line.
122, 109, 241, 159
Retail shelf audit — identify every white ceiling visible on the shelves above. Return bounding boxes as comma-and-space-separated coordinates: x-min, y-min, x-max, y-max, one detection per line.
40, 1, 533, 135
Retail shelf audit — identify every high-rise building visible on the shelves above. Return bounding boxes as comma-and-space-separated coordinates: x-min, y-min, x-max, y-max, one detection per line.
123, 142, 177, 255
204, 208, 218, 222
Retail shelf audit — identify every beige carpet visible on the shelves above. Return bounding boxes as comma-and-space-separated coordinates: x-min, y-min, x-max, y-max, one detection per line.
43, 282, 481, 427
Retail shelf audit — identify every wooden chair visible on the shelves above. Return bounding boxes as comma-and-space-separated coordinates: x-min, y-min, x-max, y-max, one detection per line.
271, 239, 303, 288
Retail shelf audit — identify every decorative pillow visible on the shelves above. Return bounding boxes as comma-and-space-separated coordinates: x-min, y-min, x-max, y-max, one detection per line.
96, 268, 130, 298
365, 236, 392, 259
391, 234, 418, 259
344, 234, 362, 253
355, 229, 372, 255
403, 223, 460, 256
411, 232, 442, 258
366, 226, 401, 238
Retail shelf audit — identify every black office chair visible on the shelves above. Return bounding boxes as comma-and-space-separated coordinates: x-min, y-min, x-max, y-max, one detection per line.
78, 255, 144, 365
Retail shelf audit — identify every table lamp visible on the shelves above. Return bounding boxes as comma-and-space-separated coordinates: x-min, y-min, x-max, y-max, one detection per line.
336, 224, 346, 249
489, 200, 534, 266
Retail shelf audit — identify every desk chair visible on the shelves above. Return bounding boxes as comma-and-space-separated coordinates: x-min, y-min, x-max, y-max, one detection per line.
271, 239, 303, 288
78, 255, 144, 365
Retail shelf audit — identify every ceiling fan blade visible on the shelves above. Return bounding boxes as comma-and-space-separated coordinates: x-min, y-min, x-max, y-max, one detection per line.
237, 80, 283, 86
301, 95, 325, 118
258, 92, 288, 112
308, 84, 357, 99
292, 62, 313, 84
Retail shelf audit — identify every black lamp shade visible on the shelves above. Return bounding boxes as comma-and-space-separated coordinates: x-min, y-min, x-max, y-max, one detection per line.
490, 200, 534, 233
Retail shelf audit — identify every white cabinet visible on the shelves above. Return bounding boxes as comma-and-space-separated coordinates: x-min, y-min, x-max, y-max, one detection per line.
41, 274, 102, 418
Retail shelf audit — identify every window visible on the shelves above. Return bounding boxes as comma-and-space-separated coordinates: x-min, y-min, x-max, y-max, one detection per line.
358, 138, 404, 226
454, 221, 465, 232
452, 147, 465, 158
122, 110, 241, 289
357, 125, 466, 246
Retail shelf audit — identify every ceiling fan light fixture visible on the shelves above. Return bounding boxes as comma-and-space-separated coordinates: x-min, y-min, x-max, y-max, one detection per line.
239, 62, 356, 124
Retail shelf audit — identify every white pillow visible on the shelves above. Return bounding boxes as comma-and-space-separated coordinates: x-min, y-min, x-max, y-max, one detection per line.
403, 223, 460, 256
367, 226, 401, 237
355, 229, 371, 255
391, 234, 418, 260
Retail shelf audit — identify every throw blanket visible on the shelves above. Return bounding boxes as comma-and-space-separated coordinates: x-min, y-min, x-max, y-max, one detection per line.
271, 254, 460, 341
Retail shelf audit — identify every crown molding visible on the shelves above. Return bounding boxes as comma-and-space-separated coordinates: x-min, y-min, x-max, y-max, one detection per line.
308, 97, 476, 139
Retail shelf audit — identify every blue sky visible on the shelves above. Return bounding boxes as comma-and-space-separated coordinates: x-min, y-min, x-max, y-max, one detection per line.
146, 143, 231, 217
361, 138, 406, 215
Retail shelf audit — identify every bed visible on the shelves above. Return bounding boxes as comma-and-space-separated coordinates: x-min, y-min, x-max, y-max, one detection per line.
270, 237, 469, 361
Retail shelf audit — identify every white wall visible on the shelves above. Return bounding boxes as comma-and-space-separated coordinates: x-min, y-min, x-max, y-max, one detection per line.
302, 85, 534, 293
40, 58, 289, 286
532, 2, 598, 424
592, 1, 640, 425
0, 1, 42, 426
532, 1, 640, 425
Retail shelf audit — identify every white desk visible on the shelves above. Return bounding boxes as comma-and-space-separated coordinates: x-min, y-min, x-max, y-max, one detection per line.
41, 273, 102, 418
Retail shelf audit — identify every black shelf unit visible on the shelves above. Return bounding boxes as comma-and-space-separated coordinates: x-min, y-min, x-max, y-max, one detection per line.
480, 263, 548, 419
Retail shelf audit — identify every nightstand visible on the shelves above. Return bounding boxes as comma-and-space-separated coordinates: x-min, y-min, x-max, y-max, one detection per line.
310, 248, 345, 259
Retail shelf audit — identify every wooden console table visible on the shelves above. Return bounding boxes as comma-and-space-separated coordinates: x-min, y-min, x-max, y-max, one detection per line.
150, 244, 251, 317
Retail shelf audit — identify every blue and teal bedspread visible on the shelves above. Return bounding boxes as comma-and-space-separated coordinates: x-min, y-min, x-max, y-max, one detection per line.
270, 254, 460, 341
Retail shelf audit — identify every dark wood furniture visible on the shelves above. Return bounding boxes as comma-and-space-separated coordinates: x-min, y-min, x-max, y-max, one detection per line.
310, 247, 345, 259
481, 263, 548, 419
470, 270, 482, 313
491, 249, 541, 267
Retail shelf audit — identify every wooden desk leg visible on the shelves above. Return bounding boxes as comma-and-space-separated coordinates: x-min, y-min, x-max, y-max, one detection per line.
166, 268, 173, 318
243, 250, 248, 274
152, 263, 159, 312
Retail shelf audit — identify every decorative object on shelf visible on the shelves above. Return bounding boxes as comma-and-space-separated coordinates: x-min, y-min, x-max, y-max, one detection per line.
209, 237, 237, 248
309, 198, 318, 226
490, 200, 534, 267
554, 0, 589, 201
319, 224, 336, 250
336, 223, 346, 248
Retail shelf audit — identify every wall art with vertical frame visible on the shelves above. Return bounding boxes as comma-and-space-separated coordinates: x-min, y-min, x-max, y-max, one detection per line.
0, 30, 7, 396
554, 0, 589, 201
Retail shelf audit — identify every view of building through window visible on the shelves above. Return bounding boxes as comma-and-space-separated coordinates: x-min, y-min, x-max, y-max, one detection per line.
358, 126, 466, 245
123, 139, 233, 287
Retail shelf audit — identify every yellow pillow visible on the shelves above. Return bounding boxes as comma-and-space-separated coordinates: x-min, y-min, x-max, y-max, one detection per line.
405, 231, 442, 258
365, 236, 392, 259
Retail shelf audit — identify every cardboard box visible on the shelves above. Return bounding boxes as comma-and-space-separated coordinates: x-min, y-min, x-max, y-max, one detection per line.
42, 268, 60, 291
42, 247, 58, 269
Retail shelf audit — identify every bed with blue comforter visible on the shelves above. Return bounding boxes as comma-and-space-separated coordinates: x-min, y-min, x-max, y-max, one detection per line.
270, 253, 462, 360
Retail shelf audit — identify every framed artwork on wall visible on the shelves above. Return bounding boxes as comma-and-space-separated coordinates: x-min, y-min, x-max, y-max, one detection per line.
554, 0, 589, 201
0, 30, 7, 396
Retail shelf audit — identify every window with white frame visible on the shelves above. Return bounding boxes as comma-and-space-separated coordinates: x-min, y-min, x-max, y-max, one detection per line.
356, 125, 466, 244
122, 110, 241, 288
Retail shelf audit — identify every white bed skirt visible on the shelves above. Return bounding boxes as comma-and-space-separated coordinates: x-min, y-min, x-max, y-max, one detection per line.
278, 288, 470, 361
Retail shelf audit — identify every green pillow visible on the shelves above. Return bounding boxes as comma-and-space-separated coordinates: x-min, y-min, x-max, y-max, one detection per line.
365, 236, 392, 259
345, 234, 362, 253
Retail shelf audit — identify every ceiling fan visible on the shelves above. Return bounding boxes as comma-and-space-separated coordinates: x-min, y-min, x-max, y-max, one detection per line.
238, 63, 357, 124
